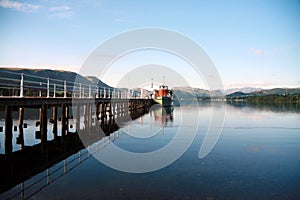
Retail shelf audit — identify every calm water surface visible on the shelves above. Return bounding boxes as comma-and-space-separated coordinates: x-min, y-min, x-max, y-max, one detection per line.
1, 102, 300, 199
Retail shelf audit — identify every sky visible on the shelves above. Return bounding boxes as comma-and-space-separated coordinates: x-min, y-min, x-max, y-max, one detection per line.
0, 0, 299, 89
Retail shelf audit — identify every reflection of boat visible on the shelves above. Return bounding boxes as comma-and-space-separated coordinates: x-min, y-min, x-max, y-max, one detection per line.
152, 84, 173, 107
151, 106, 173, 124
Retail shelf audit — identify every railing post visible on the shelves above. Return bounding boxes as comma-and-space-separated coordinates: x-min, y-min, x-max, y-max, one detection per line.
79, 83, 82, 98
96, 86, 99, 98
47, 78, 50, 98
39, 82, 42, 97
89, 84, 91, 98
64, 81, 67, 98
20, 73, 24, 98
53, 84, 56, 98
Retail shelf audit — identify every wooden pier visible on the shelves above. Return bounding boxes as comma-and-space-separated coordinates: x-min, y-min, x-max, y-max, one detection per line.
0, 69, 156, 194
0, 97, 153, 194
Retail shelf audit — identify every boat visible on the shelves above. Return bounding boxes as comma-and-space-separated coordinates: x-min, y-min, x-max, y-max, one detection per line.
152, 84, 173, 107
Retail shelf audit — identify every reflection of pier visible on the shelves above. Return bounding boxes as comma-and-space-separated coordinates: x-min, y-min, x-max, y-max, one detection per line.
1, 131, 122, 200
0, 69, 155, 195
0, 97, 151, 194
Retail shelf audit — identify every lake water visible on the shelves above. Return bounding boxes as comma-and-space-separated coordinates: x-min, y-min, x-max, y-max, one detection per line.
1, 102, 300, 199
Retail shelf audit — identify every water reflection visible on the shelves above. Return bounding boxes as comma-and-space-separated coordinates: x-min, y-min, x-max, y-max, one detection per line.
1, 102, 300, 199
150, 105, 173, 125
227, 101, 300, 113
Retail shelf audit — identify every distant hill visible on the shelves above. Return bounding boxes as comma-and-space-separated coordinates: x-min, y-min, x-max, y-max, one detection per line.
226, 91, 248, 98
251, 88, 300, 96
172, 86, 209, 100
225, 87, 262, 94
226, 88, 300, 102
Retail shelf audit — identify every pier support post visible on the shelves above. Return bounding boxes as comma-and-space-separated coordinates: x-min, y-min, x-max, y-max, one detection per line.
53, 106, 58, 138
88, 104, 92, 128
66, 106, 69, 135
40, 104, 48, 144
5, 106, 13, 155
17, 126, 24, 150
76, 104, 80, 132
83, 104, 88, 129
61, 104, 67, 138
96, 103, 100, 120
18, 107, 24, 128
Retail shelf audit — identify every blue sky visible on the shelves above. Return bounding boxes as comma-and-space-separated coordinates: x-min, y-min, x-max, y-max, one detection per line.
0, 0, 299, 89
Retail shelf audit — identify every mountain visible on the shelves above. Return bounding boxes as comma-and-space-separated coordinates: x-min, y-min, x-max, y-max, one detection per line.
0, 68, 111, 87
251, 88, 300, 96
226, 91, 248, 98
172, 86, 209, 99
225, 87, 262, 94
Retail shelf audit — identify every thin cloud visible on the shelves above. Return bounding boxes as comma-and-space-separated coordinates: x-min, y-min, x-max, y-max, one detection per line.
249, 43, 300, 56
48, 5, 73, 19
0, 0, 40, 12
49, 6, 72, 12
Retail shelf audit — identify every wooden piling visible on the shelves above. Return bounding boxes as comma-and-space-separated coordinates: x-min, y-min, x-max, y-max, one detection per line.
53, 106, 58, 138
76, 103, 80, 132
61, 104, 66, 137
66, 105, 69, 134
5, 106, 13, 155
18, 107, 24, 128
40, 104, 48, 143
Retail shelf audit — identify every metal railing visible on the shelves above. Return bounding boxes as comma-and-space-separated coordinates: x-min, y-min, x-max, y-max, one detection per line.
0, 69, 143, 99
